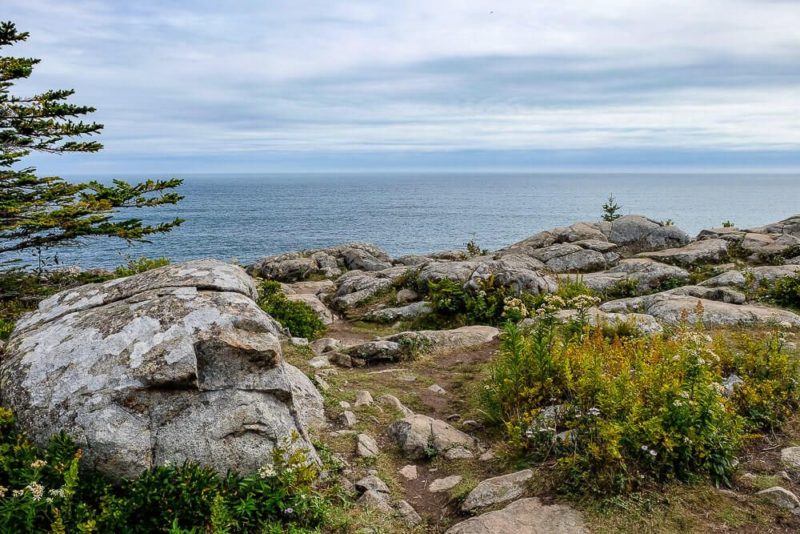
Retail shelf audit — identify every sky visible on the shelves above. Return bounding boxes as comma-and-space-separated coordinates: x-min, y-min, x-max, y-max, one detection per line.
6, 0, 800, 173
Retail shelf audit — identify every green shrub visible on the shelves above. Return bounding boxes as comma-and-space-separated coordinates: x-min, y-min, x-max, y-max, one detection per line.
603, 278, 640, 300
113, 256, 171, 278
0, 408, 333, 533
554, 276, 595, 301
0, 319, 12, 341
762, 274, 800, 310
481, 299, 799, 495
257, 281, 326, 340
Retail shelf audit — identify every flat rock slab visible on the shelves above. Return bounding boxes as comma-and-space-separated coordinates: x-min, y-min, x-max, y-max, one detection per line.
445, 497, 588, 534
0, 260, 323, 480
388, 414, 478, 459
429, 475, 462, 492
461, 469, 534, 512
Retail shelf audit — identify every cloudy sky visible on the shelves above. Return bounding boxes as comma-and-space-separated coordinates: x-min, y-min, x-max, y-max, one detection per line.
6, 0, 800, 173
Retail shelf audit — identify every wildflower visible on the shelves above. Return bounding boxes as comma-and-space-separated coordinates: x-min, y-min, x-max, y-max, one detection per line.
649, 449, 657, 458
284, 507, 295, 515
30, 459, 47, 469
49, 488, 66, 499
26, 482, 44, 501
587, 407, 601, 417
679, 391, 690, 399
0, 486, 6, 498
258, 464, 276, 479
12, 489, 23, 498
779, 321, 793, 330
641, 445, 649, 452
673, 400, 684, 407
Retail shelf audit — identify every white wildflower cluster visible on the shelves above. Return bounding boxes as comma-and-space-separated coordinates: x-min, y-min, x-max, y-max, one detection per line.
567, 294, 601, 310
30, 459, 47, 469
501, 296, 528, 319
0, 486, 6, 498
258, 464, 277, 479
587, 407, 601, 417
535, 295, 566, 318
640, 445, 658, 458
25, 482, 45, 501
48, 487, 66, 499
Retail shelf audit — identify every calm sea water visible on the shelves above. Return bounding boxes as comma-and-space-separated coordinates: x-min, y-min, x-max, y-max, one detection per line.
28, 173, 800, 269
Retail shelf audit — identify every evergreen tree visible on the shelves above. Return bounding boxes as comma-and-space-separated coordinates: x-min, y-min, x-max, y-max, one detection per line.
601, 193, 622, 222
0, 21, 183, 265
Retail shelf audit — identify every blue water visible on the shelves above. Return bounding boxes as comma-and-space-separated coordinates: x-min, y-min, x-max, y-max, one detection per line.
24, 173, 800, 269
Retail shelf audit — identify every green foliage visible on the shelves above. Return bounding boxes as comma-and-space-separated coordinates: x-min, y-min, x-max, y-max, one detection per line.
603, 278, 640, 300
465, 237, 487, 257
721, 220, 735, 228
112, 256, 170, 278
424, 276, 539, 326
481, 301, 800, 495
554, 276, 595, 301
0, 21, 183, 262
257, 281, 326, 340
602, 194, 622, 222
762, 274, 800, 310
0, 409, 333, 533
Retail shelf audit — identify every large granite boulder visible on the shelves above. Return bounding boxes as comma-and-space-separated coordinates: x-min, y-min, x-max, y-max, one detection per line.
418, 260, 483, 284
698, 216, 800, 262
572, 258, 689, 293
250, 243, 391, 282
600, 292, 800, 328
700, 265, 800, 288
466, 255, 557, 294
638, 238, 730, 267
330, 266, 409, 310
388, 414, 478, 459
446, 497, 587, 533
596, 215, 690, 255
0, 260, 324, 480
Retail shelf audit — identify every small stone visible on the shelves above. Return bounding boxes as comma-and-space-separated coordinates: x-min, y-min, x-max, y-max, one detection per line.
340, 410, 357, 427
356, 434, 380, 458
311, 337, 342, 354
313, 374, 330, 391
444, 447, 475, 460
479, 450, 496, 461
395, 500, 422, 526
428, 384, 447, 394
395, 288, 419, 304
781, 447, 800, 469
722, 374, 744, 397
356, 474, 390, 494
429, 475, 463, 493
446, 414, 461, 422
308, 355, 331, 368
462, 420, 480, 430
756, 486, 800, 513
357, 489, 392, 513
461, 469, 534, 512
291, 337, 309, 346
329, 352, 354, 368
339, 401, 351, 409
379, 394, 414, 417
399, 465, 418, 480
355, 390, 374, 407
780, 470, 792, 481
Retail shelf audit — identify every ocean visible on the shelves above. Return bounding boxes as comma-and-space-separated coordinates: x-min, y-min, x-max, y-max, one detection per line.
27, 172, 800, 269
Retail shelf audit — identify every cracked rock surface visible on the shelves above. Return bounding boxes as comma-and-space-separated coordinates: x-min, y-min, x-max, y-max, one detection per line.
0, 259, 323, 480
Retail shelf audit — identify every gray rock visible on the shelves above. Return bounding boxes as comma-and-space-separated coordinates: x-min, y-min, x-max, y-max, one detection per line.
600, 293, 800, 328
385, 326, 500, 352
598, 215, 690, 255
251, 243, 392, 282
756, 486, 800, 514
399, 464, 418, 480
418, 260, 482, 284
365, 301, 433, 322
379, 394, 414, 417
346, 340, 403, 363
1, 260, 323, 480
781, 447, 800, 469
666, 285, 746, 304
722, 374, 744, 397
355, 474, 390, 494
429, 475, 462, 492
503, 222, 609, 253
445, 497, 588, 534
395, 500, 423, 526
388, 414, 478, 459
547, 308, 663, 335
444, 446, 475, 460
576, 258, 689, 293
701, 265, 800, 289
395, 288, 419, 303
339, 411, 357, 427
357, 489, 393, 513
311, 337, 342, 354
428, 384, 447, 394
285, 293, 335, 325
466, 255, 557, 294
331, 271, 395, 310
530, 243, 616, 273
638, 238, 730, 266
342, 248, 393, 272
354, 390, 374, 407
461, 469, 534, 512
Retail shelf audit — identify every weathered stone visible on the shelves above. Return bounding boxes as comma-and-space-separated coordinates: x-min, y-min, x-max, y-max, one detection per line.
339, 411, 357, 427
354, 390, 374, 407
388, 414, 478, 459
0, 260, 323, 480
365, 301, 433, 322
346, 340, 403, 363
428, 384, 447, 394
395, 500, 423, 526
597, 215, 689, 255
356, 433, 380, 458
548, 308, 663, 335
395, 288, 419, 303
308, 354, 331, 369
356, 474, 390, 494
722, 374, 744, 397
600, 293, 800, 328
530, 243, 616, 273
466, 255, 557, 293
575, 258, 689, 293
781, 447, 800, 469
503, 222, 609, 253
342, 248, 393, 272
638, 238, 729, 266
399, 464, 418, 480
251, 243, 391, 282
700, 265, 800, 289
445, 497, 588, 534
379, 394, 414, 417
461, 469, 534, 512
418, 260, 482, 284
331, 271, 394, 310
666, 285, 746, 304
357, 489, 393, 512
311, 337, 342, 354
756, 486, 800, 514
429, 475, 462, 492
444, 446, 475, 460
385, 326, 500, 352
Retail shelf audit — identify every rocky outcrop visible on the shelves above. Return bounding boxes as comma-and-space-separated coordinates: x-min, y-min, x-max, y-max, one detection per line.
0, 260, 323, 480
700, 265, 800, 288
600, 292, 800, 328
388, 414, 478, 459
250, 243, 391, 282
418, 260, 483, 284
548, 307, 663, 335
331, 267, 409, 310
466, 255, 558, 293
445, 497, 587, 533
699, 215, 800, 262
638, 238, 730, 266
597, 215, 689, 255
574, 258, 689, 293
365, 301, 433, 322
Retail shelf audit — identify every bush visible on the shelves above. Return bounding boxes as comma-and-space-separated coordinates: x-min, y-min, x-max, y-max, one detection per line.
481, 300, 800, 495
258, 281, 326, 340
0, 408, 332, 533
113, 256, 170, 278
762, 274, 800, 310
